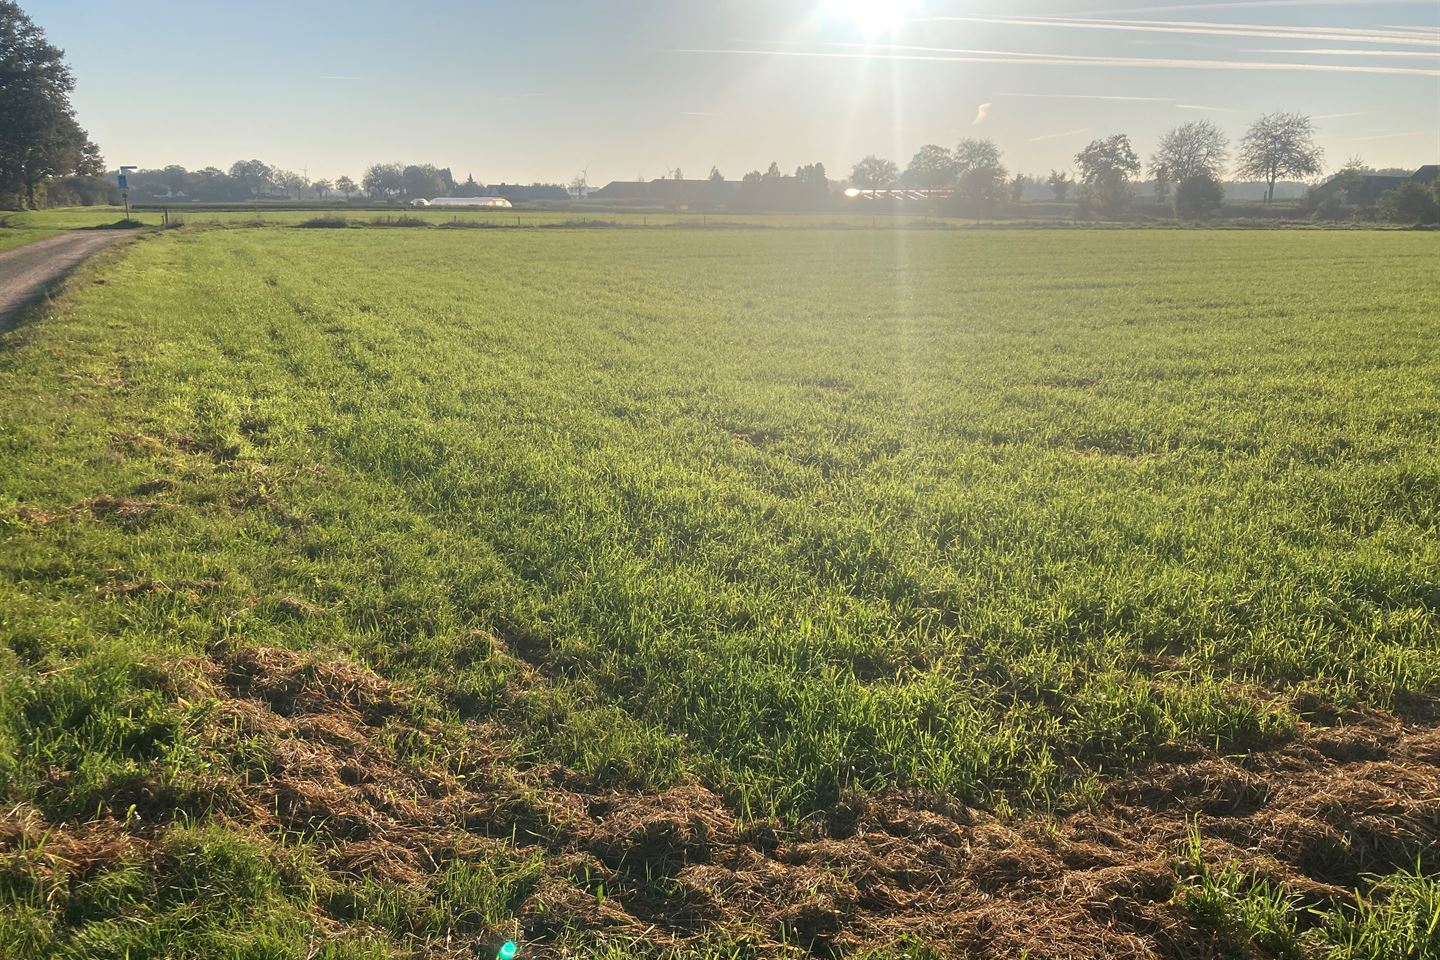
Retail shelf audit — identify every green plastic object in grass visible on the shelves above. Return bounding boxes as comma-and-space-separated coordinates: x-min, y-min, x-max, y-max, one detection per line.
498, 941, 519, 960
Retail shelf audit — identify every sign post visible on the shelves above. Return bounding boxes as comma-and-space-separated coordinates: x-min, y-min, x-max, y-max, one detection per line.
118, 166, 137, 220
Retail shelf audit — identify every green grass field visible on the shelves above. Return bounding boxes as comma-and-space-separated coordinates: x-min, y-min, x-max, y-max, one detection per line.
5, 205, 971, 231
1, 226, 1436, 959
0, 226, 60, 253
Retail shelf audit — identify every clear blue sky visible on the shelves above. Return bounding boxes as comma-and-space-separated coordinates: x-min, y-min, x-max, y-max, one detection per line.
24, 0, 1440, 184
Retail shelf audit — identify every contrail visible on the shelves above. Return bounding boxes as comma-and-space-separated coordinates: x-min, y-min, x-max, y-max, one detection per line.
1029, 127, 1092, 141
907, 16, 1440, 47
1088, 1, 1436, 15
702, 42, 1440, 77
1255, 48, 1440, 58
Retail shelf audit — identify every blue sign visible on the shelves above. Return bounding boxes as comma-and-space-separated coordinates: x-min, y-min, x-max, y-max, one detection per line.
117, 174, 128, 190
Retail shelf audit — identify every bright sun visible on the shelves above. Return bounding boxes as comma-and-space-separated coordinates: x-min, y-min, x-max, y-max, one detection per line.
823, 0, 915, 37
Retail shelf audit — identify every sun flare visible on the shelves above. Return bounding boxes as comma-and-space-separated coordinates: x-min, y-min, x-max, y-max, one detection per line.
823, 0, 915, 37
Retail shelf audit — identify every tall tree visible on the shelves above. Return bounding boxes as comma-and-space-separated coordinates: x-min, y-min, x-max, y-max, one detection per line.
1150, 120, 1229, 185
953, 138, 1006, 215
1074, 135, 1142, 218
904, 144, 956, 194
795, 162, 827, 186
850, 154, 898, 189
1047, 170, 1072, 202
795, 162, 830, 209
229, 159, 275, 197
708, 166, 725, 182
335, 175, 357, 199
400, 164, 444, 200
1009, 174, 1028, 204
276, 169, 308, 200
75, 139, 104, 177
363, 162, 404, 199
0, 2, 101, 208
1237, 112, 1323, 203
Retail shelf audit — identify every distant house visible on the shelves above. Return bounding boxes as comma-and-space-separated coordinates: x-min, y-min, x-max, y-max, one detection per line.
1412, 165, 1440, 187
1310, 165, 1438, 206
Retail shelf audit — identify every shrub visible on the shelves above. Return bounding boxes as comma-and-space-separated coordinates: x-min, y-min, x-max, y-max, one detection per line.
1175, 174, 1224, 220
368, 215, 431, 228
1377, 182, 1440, 225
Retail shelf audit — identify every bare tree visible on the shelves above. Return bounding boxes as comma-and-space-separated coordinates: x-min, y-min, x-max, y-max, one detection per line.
1237, 112, 1323, 203
1150, 120, 1229, 184
335, 175, 357, 199
569, 167, 589, 198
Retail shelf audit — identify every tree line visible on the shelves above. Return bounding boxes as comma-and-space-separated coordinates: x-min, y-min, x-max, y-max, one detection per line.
6, 4, 1433, 222
846, 113, 1330, 220
87, 161, 578, 205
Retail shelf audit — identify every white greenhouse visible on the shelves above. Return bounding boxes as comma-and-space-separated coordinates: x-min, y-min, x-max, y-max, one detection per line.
426, 197, 514, 209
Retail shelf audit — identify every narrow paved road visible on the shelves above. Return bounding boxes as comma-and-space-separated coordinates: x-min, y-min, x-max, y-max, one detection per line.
0, 231, 128, 327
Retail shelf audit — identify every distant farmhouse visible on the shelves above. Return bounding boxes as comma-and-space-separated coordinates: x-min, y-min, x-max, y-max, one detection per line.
1310, 165, 1440, 206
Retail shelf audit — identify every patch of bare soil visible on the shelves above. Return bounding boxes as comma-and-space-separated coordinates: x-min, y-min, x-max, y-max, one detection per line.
5, 495, 165, 529
3, 646, 1436, 958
